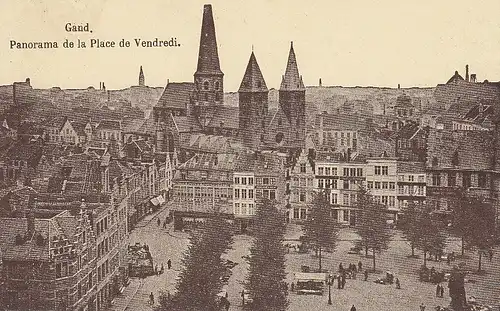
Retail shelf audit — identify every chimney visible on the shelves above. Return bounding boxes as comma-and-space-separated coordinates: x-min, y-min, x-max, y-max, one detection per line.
319, 78, 322, 87
398, 84, 400, 90
465, 65, 469, 82
470, 74, 477, 83
107, 90, 110, 101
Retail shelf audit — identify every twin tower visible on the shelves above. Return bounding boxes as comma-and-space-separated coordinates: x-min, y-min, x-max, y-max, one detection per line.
195, 4, 306, 150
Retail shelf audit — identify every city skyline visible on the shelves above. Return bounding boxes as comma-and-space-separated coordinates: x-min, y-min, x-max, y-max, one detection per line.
1, 0, 500, 91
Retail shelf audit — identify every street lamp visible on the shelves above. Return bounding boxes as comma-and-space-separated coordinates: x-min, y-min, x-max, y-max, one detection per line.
327, 274, 333, 305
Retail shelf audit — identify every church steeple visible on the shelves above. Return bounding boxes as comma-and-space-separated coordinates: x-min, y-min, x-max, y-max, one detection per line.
280, 41, 305, 91
193, 4, 224, 121
195, 4, 223, 76
238, 52, 268, 93
139, 65, 145, 86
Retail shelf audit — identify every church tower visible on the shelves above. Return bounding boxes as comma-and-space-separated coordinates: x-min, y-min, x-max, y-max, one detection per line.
238, 51, 269, 149
279, 42, 306, 149
139, 65, 145, 86
193, 4, 224, 128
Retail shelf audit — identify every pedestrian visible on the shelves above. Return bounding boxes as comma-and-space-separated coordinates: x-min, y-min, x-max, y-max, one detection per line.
161, 263, 164, 274
157, 218, 160, 226
436, 284, 440, 297
241, 290, 245, 305
395, 278, 401, 289
440, 285, 444, 298
163, 221, 167, 229
337, 275, 342, 289
155, 264, 158, 275
351, 305, 357, 311
167, 259, 172, 270
488, 249, 493, 262
339, 263, 344, 273
353, 263, 357, 273
420, 303, 426, 311
364, 269, 368, 281
358, 261, 362, 271
225, 291, 228, 298
149, 292, 154, 305
291, 282, 294, 291
342, 275, 346, 289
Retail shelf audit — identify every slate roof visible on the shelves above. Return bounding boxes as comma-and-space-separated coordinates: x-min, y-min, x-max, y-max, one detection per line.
397, 161, 426, 173
315, 113, 367, 131
172, 115, 202, 133
395, 121, 422, 140
177, 153, 239, 172
280, 42, 305, 91
206, 106, 239, 129
156, 82, 195, 110
180, 134, 233, 153
238, 52, 268, 93
195, 5, 223, 76
96, 119, 121, 131
426, 129, 493, 170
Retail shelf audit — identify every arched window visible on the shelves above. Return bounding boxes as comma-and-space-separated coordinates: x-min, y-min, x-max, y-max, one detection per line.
214, 81, 220, 90
203, 81, 209, 90
275, 132, 284, 144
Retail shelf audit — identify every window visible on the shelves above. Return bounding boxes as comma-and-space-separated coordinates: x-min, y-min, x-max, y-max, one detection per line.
332, 193, 338, 204
382, 166, 388, 175
448, 173, 456, 187
248, 177, 254, 185
374, 182, 381, 189
203, 81, 209, 90
241, 203, 247, 215
300, 208, 307, 219
270, 190, 276, 200
381, 196, 388, 205
299, 192, 306, 202
418, 175, 425, 183
318, 167, 324, 175
263, 178, 269, 185
300, 163, 306, 173
382, 182, 388, 189
408, 175, 414, 182
235, 177, 240, 184
375, 166, 381, 175
332, 179, 338, 189
463, 173, 471, 188
234, 189, 240, 199
343, 180, 349, 190
249, 189, 254, 199
343, 210, 350, 222
367, 181, 373, 189
343, 168, 349, 176
350, 168, 356, 177
432, 173, 441, 186
388, 196, 395, 207
478, 173, 487, 188
325, 167, 331, 175
294, 208, 299, 219
242, 189, 247, 199
343, 194, 349, 205
318, 179, 324, 188
389, 182, 395, 190
417, 186, 424, 196
215, 81, 220, 90
356, 168, 363, 177
241, 177, 247, 185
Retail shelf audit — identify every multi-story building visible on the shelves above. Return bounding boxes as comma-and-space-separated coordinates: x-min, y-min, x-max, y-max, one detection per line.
396, 161, 426, 209
365, 157, 398, 220
315, 153, 366, 225
232, 171, 255, 231
288, 148, 315, 222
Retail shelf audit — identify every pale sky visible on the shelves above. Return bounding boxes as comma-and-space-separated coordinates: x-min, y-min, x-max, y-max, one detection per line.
1, 0, 500, 91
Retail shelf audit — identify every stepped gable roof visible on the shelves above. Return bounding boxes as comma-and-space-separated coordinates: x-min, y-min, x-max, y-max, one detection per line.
195, 4, 223, 76
156, 82, 195, 110
238, 52, 268, 93
280, 42, 305, 91
206, 106, 239, 129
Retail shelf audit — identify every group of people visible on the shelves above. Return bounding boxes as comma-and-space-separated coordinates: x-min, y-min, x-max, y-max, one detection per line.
435, 283, 445, 298
157, 215, 171, 229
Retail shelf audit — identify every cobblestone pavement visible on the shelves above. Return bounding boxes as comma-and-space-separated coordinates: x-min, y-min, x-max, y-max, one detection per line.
111, 215, 500, 311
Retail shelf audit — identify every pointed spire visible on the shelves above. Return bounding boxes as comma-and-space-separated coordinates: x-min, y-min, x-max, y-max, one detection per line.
280, 41, 305, 91
238, 51, 268, 93
139, 65, 145, 86
195, 4, 223, 76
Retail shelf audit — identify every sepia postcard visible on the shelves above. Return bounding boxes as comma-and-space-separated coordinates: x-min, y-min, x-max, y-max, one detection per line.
0, 1, 499, 310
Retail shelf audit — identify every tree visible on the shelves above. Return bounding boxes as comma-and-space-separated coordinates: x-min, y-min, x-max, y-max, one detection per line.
156, 214, 233, 311
399, 201, 422, 257
354, 188, 392, 271
303, 191, 339, 271
451, 189, 473, 256
463, 197, 496, 272
245, 199, 288, 311
413, 202, 447, 267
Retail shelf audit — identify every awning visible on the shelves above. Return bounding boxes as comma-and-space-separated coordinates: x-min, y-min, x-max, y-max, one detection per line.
150, 197, 160, 206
